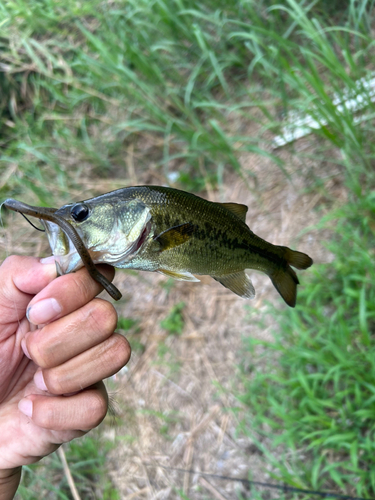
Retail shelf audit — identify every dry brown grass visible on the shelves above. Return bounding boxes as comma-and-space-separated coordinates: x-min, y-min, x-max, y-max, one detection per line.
0, 133, 346, 499
99, 142, 343, 498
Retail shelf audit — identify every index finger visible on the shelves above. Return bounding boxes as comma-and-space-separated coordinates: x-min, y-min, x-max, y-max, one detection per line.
27, 265, 116, 326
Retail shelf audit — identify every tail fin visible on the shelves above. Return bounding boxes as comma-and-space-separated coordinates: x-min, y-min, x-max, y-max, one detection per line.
283, 247, 313, 270
270, 247, 313, 307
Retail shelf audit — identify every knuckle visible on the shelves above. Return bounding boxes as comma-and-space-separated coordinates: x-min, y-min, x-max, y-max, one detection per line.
88, 299, 118, 335
51, 268, 94, 306
73, 272, 94, 299
60, 271, 92, 300
106, 334, 131, 372
3, 255, 23, 268
26, 332, 51, 368
86, 391, 108, 427
35, 398, 56, 428
43, 369, 63, 395
68, 266, 114, 298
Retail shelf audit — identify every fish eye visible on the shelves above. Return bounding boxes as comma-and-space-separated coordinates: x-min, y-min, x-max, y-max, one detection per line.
70, 203, 89, 222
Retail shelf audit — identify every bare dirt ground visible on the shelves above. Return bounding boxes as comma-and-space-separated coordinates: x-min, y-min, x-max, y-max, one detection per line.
1, 136, 346, 499
100, 140, 344, 500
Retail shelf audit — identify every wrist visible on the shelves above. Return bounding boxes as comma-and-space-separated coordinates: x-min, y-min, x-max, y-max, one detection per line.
0, 468, 22, 500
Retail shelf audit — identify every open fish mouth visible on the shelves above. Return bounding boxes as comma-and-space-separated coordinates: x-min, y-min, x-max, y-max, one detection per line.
41, 218, 152, 276
40, 220, 78, 276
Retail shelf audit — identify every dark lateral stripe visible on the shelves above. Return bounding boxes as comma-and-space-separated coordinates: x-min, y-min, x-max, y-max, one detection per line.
190, 225, 285, 268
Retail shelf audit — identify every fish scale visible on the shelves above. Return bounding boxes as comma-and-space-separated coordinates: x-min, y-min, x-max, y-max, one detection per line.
4, 186, 313, 307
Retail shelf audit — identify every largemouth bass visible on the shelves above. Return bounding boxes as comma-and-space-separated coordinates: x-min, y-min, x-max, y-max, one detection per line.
4, 185, 313, 307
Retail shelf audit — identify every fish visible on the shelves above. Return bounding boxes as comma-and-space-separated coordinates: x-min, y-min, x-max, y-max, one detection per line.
4, 185, 313, 307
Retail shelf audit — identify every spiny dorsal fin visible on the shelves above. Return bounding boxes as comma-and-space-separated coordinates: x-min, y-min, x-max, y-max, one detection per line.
217, 202, 248, 222
158, 269, 200, 282
213, 271, 255, 299
154, 223, 195, 251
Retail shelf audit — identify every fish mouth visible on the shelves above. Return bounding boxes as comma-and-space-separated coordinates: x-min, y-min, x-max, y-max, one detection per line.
41, 218, 152, 276
41, 220, 83, 275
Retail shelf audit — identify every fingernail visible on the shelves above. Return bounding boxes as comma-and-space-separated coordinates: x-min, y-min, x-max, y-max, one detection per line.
21, 338, 31, 359
26, 298, 62, 325
18, 399, 33, 418
40, 256, 56, 265
34, 371, 48, 391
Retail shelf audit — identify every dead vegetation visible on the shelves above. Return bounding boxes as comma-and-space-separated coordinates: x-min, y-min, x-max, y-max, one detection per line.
0, 119, 347, 500
93, 143, 341, 498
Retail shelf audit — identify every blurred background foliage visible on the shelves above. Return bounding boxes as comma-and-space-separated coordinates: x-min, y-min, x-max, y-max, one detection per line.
1, 0, 375, 498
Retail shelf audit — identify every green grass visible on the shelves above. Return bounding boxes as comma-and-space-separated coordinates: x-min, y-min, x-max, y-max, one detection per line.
0, 0, 272, 203
139, 409, 180, 440
232, 1, 375, 496
2, 0, 375, 498
161, 301, 186, 335
15, 433, 119, 500
223, 2, 375, 498
238, 192, 375, 497
2, 0, 375, 204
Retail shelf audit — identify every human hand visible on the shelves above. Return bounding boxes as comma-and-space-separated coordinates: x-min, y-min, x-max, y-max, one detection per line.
0, 256, 131, 499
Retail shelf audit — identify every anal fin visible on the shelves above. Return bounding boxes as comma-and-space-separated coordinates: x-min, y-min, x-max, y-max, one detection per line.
158, 269, 200, 282
213, 271, 255, 299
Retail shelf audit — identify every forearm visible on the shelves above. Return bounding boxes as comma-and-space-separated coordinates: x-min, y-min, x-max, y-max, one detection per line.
0, 468, 22, 500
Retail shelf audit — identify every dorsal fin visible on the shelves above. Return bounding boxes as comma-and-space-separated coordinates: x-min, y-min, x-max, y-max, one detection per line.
217, 202, 248, 222
154, 223, 195, 251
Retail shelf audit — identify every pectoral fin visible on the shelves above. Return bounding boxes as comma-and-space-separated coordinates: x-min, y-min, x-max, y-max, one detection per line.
158, 269, 200, 282
213, 271, 255, 299
154, 223, 195, 251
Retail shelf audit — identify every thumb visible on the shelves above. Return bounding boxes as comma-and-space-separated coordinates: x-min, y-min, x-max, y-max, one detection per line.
0, 256, 57, 329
